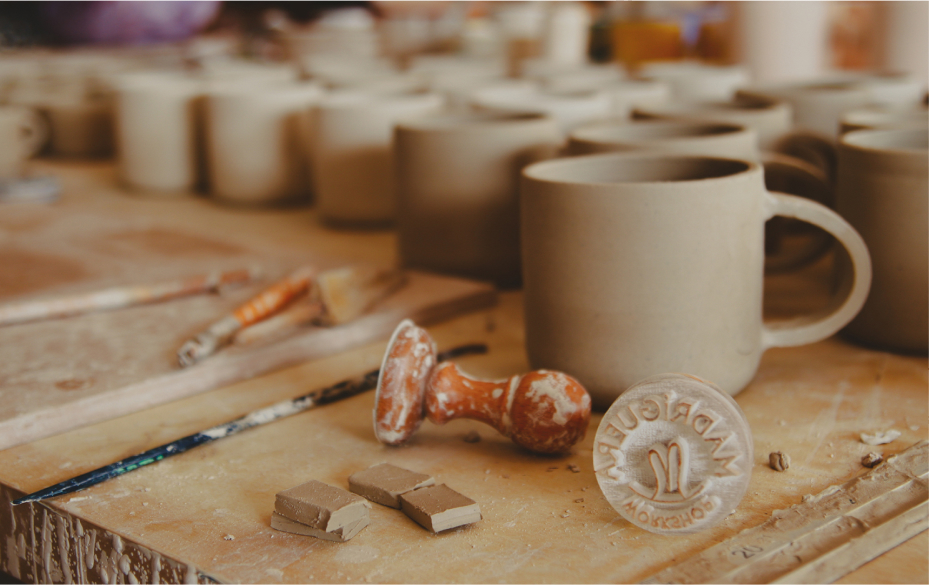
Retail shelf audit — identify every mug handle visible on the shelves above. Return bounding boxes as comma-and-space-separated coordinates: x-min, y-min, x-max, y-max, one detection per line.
772, 130, 837, 186
20, 108, 49, 158
761, 191, 871, 350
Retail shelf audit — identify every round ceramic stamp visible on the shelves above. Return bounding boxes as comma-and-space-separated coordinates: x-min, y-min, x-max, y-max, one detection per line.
593, 373, 753, 535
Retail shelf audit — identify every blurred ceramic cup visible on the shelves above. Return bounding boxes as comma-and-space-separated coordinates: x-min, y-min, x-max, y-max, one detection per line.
567, 119, 759, 159
471, 86, 613, 136
520, 152, 871, 409
637, 62, 750, 102
840, 104, 929, 135
311, 90, 444, 226
115, 72, 205, 194
604, 79, 672, 119
43, 89, 114, 158
0, 106, 47, 179
835, 128, 928, 354
395, 111, 562, 288
205, 81, 324, 206
633, 94, 794, 150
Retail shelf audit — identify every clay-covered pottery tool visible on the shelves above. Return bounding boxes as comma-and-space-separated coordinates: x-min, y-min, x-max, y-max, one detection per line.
374, 319, 591, 454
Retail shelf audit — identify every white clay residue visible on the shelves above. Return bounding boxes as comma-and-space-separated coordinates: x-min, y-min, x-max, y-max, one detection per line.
860, 429, 901, 446
334, 545, 380, 564
526, 373, 581, 425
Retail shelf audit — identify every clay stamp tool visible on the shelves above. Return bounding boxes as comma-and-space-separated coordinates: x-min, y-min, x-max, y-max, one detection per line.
594, 373, 754, 535
374, 319, 592, 454
642, 439, 928, 584
177, 265, 316, 367
0, 268, 258, 327
12, 342, 486, 506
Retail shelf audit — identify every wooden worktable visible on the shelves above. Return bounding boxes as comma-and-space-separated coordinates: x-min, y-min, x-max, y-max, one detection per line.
1, 160, 926, 584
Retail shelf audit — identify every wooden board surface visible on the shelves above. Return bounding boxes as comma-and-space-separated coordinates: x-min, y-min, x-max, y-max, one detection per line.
0, 160, 926, 584
0, 164, 495, 450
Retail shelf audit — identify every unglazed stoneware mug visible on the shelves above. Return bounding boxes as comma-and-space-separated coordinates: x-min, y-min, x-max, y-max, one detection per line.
0, 105, 47, 179
471, 86, 613, 135
835, 128, 928, 353
520, 153, 871, 409
839, 104, 929, 135
395, 111, 562, 288
205, 81, 323, 205
311, 90, 444, 225
637, 62, 750, 102
115, 72, 205, 193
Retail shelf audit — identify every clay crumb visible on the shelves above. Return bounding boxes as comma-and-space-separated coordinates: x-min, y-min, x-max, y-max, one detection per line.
769, 451, 790, 472
567, 464, 581, 473
547, 466, 559, 472
463, 430, 481, 443
860, 430, 901, 446
574, 498, 584, 503
223, 534, 235, 541
861, 452, 883, 468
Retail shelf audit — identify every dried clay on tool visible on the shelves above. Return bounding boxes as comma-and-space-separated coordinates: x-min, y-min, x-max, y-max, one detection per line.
349, 463, 435, 508
274, 480, 370, 541
399, 484, 481, 533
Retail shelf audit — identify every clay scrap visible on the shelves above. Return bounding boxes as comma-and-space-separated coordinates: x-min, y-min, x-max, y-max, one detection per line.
399, 484, 482, 533
273, 480, 370, 542
349, 463, 435, 508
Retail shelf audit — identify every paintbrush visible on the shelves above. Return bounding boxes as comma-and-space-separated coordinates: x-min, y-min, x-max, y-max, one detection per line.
232, 266, 407, 346
0, 268, 259, 327
12, 342, 487, 506
177, 265, 316, 367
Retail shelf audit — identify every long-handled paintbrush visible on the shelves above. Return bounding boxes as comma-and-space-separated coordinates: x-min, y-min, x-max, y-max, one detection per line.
12, 342, 486, 506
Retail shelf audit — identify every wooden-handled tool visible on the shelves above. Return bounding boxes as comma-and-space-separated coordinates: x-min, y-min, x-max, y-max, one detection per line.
374, 320, 592, 454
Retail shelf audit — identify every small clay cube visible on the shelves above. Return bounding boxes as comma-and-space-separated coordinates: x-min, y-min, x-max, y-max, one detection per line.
349, 463, 435, 508
399, 484, 481, 533
275, 480, 370, 533
271, 512, 369, 542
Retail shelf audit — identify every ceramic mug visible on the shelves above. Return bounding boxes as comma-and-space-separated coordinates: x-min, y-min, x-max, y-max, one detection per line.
637, 62, 750, 102
115, 72, 205, 194
839, 105, 929, 135
205, 81, 323, 205
0, 105, 47, 179
311, 90, 444, 225
835, 128, 928, 354
395, 111, 562, 288
471, 86, 613, 135
520, 152, 871, 408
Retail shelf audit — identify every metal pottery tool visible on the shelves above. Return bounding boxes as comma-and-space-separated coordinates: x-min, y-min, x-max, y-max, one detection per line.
177, 265, 316, 366
12, 342, 487, 506
642, 440, 928, 584
374, 319, 591, 454
0, 267, 258, 327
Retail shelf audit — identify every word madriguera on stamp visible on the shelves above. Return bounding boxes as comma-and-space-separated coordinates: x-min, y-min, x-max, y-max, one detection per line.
593, 373, 754, 535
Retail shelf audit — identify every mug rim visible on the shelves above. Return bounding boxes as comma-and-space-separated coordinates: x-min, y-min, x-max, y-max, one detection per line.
841, 127, 928, 155
522, 151, 759, 187
570, 119, 750, 144
395, 110, 555, 132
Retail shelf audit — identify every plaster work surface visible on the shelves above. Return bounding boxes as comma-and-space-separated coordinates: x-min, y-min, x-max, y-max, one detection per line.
0, 161, 926, 583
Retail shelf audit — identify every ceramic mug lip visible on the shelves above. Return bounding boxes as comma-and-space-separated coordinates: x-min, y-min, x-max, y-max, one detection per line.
395, 110, 555, 133
570, 119, 748, 144
522, 151, 759, 187
841, 127, 929, 155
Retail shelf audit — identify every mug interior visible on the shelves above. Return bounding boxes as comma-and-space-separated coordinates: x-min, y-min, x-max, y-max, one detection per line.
573, 120, 744, 143
524, 153, 751, 184
397, 111, 549, 132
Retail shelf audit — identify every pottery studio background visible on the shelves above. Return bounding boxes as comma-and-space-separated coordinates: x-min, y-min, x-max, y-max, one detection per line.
0, 1, 927, 584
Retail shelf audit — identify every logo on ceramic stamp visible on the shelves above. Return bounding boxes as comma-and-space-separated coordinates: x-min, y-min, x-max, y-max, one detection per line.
593, 375, 753, 535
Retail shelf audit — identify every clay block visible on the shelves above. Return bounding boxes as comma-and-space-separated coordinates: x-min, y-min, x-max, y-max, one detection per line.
271, 512, 369, 542
348, 463, 435, 508
275, 480, 370, 533
399, 484, 481, 533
